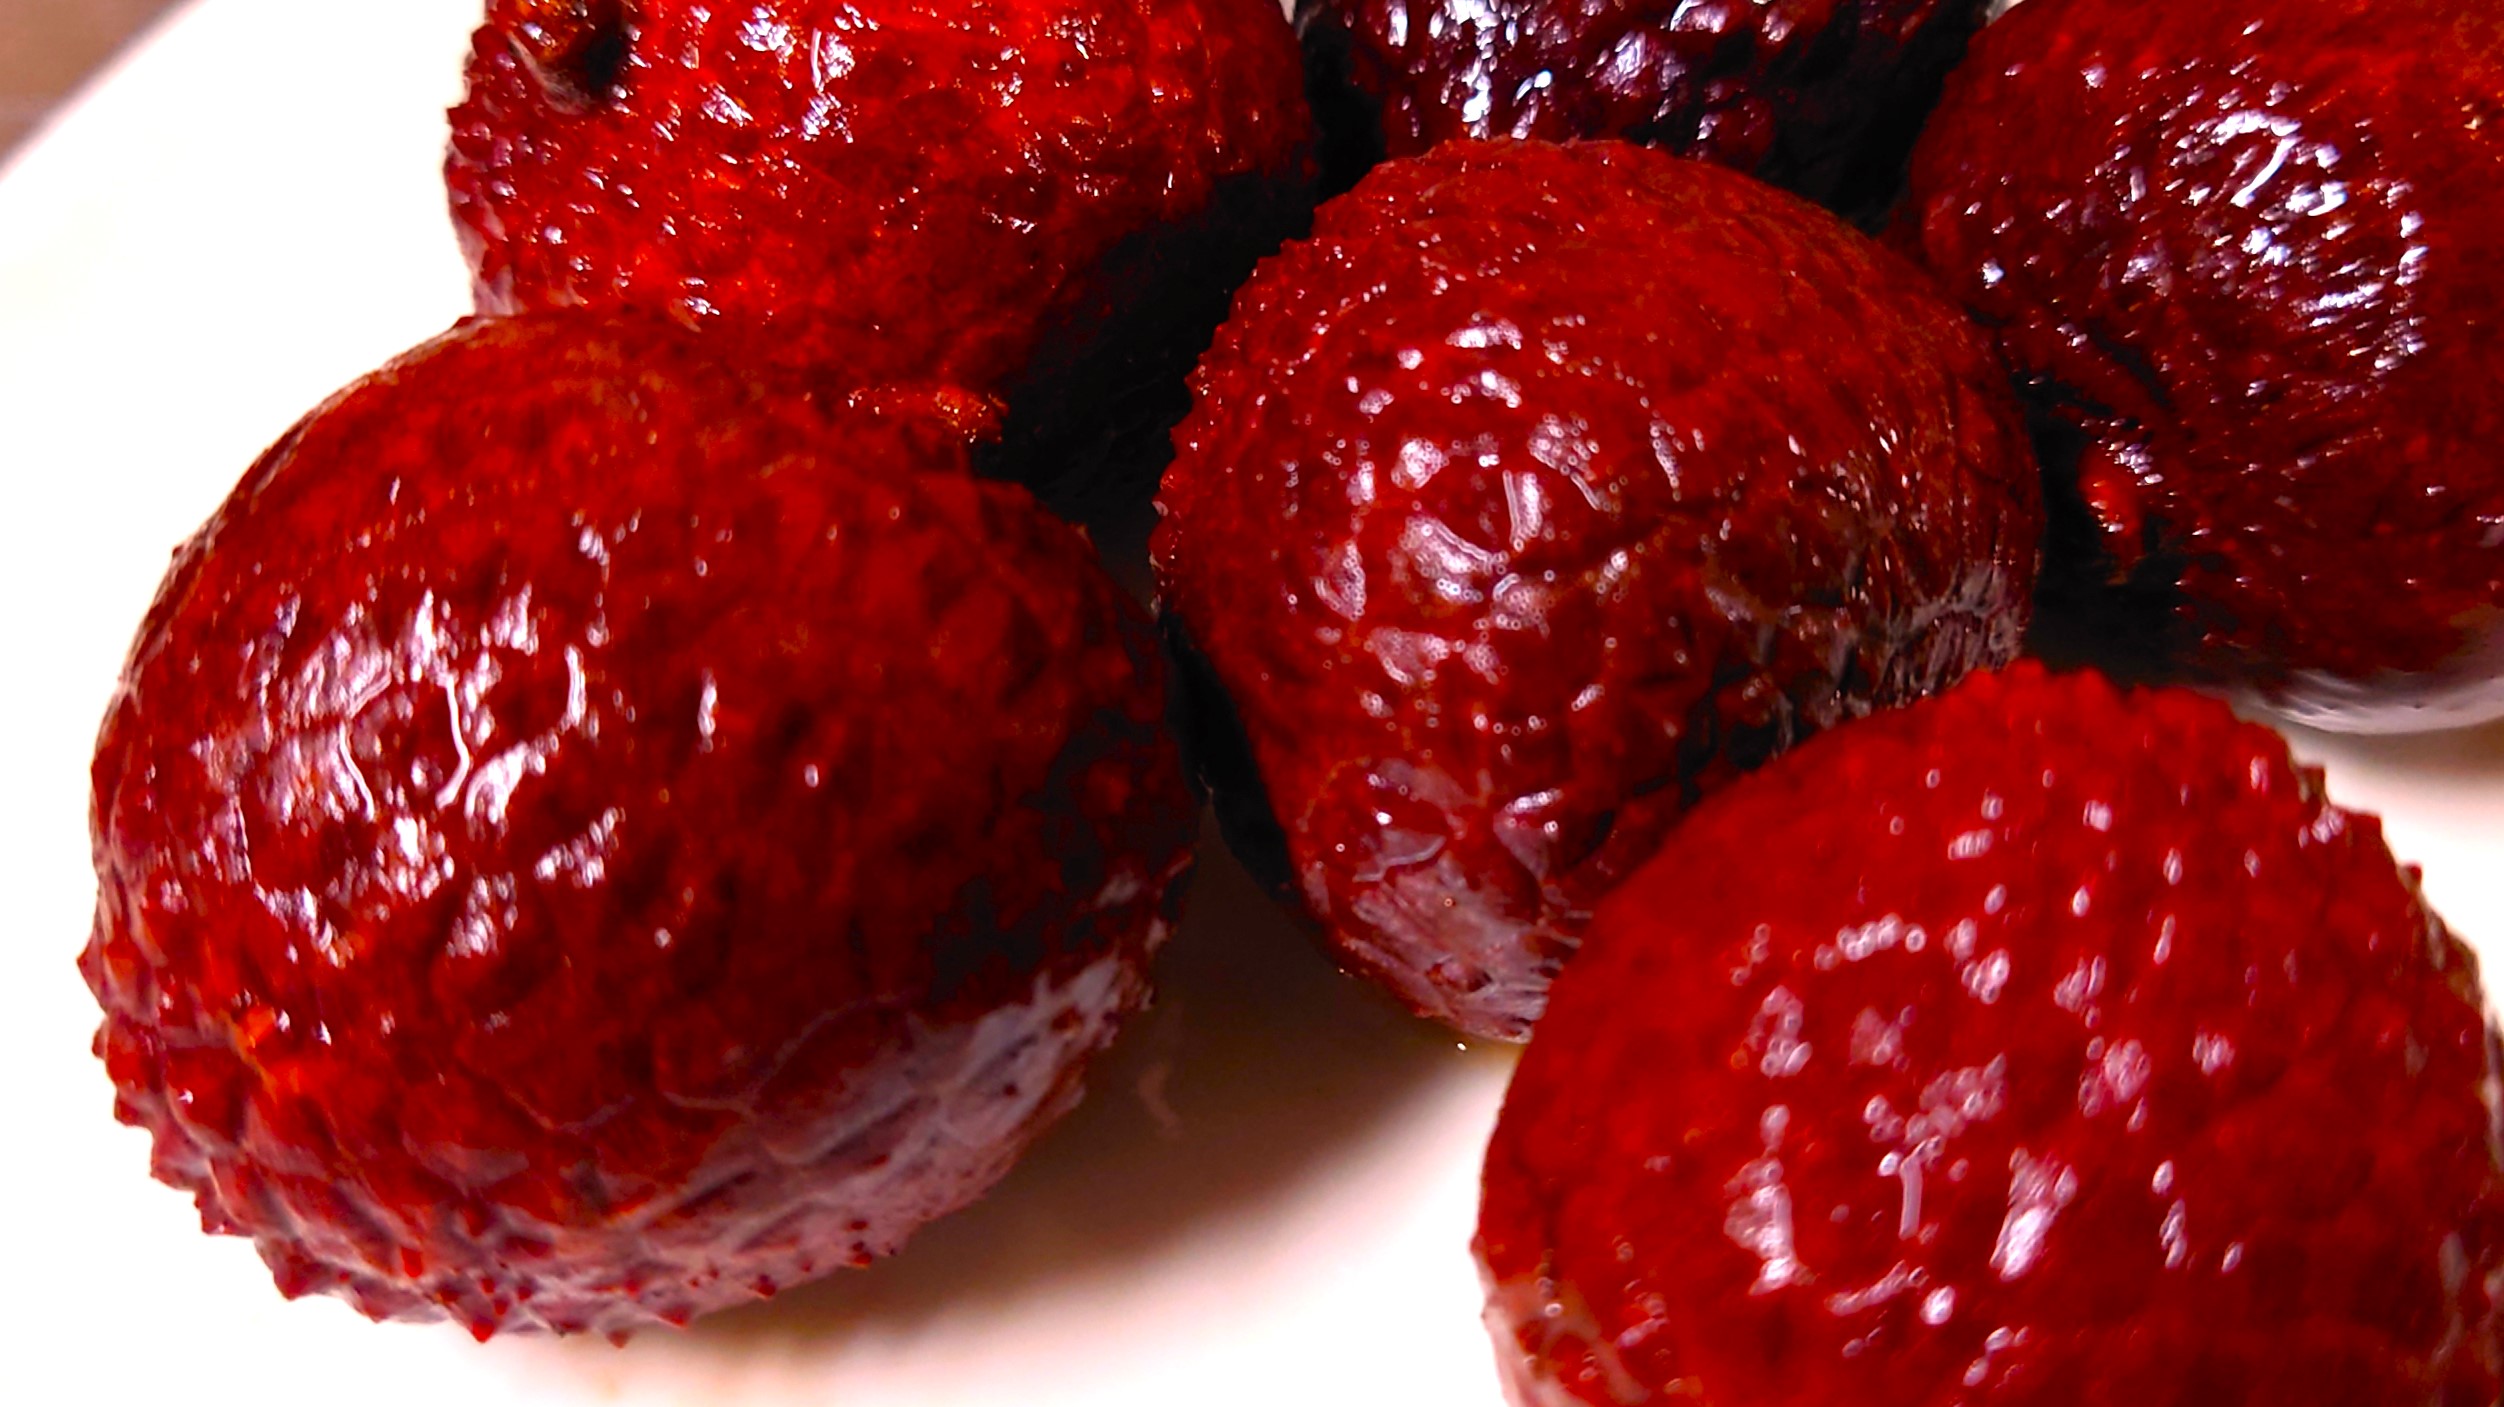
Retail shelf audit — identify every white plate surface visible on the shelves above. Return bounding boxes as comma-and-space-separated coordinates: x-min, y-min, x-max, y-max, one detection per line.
0, 4, 2496, 1404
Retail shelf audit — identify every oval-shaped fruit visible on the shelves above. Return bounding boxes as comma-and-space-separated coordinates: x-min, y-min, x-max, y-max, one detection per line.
80, 312, 1196, 1339
446, 0, 1317, 505
1905, 0, 2504, 732
1480, 662, 2504, 1405
1296, 0, 1992, 212
1154, 139, 2041, 1041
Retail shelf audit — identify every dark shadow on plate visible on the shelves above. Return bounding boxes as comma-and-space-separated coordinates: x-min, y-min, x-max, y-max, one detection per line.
554, 818, 1497, 1353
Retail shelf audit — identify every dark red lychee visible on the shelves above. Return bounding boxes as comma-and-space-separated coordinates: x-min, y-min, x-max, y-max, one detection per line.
1154, 138, 2041, 1041
1480, 663, 2504, 1405
1297, 0, 1992, 213
1906, 0, 2504, 731
80, 311, 1196, 1339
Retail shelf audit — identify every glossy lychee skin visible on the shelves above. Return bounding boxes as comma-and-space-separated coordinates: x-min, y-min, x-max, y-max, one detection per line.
1905, 0, 2504, 732
445, 0, 1316, 504
1296, 0, 1992, 212
79, 312, 1196, 1339
1479, 663, 2504, 1406
1154, 140, 2041, 1042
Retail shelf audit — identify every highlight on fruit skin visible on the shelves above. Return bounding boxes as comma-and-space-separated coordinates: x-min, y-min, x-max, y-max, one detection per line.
446, 0, 1319, 507
1905, 0, 2504, 733
1479, 661, 2504, 1406
80, 311, 1197, 1339
1154, 137, 2042, 1044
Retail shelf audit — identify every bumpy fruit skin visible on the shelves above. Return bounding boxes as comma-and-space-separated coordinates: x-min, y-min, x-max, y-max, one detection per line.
1296, 0, 1991, 212
1154, 140, 2041, 1041
79, 312, 1195, 1339
1480, 663, 2504, 1406
1906, 0, 2504, 732
445, 0, 1315, 506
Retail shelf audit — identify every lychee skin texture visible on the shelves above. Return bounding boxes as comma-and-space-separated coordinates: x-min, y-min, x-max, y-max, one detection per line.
1479, 663, 2504, 1406
1905, 0, 2504, 732
1154, 139, 2041, 1042
445, 0, 1315, 503
80, 312, 1196, 1339
1295, 0, 1991, 212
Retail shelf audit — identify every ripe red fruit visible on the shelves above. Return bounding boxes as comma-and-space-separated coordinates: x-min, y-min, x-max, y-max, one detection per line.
1479, 663, 2504, 1405
1904, 0, 2504, 732
445, 0, 1316, 506
1154, 139, 2041, 1042
80, 312, 1196, 1339
1296, 0, 1992, 212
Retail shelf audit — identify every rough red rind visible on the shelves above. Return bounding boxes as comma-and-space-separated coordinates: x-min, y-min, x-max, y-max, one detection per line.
445, 0, 1317, 504
1479, 662, 2504, 1405
1905, 0, 2504, 732
1295, 0, 1991, 213
79, 312, 1197, 1339
1153, 139, 2041, 1041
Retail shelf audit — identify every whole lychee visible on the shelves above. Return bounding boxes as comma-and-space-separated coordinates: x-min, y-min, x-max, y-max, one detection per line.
1154, 139, 2041, 1041
1481, 663, 2504, 1405
81, 311, 1196, 1338
446, 0, 1317, 507
1906, 0, 2504, 731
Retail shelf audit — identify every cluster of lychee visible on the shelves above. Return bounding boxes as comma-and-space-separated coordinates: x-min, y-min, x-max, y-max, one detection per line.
83, 0, 2504, 1400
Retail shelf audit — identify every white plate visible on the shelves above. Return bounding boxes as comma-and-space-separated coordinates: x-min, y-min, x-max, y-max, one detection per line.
0, 4, 2496, 1404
